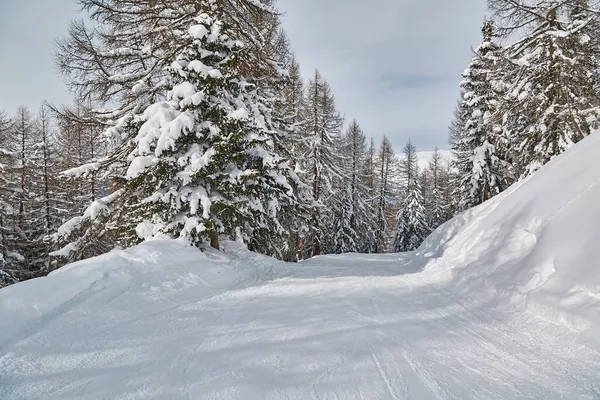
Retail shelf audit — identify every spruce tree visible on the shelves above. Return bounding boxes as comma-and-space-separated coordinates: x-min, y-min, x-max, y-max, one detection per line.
53, 8, 298, 260
393, 140, 430, 252
456, 20, 506, 211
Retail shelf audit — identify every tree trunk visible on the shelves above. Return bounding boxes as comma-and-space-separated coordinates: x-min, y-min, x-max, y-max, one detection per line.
210, 231, 220, 250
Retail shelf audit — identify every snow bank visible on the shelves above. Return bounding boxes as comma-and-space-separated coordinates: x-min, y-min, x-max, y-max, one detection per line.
420, 133, 600, 331
0, 240, 274, 350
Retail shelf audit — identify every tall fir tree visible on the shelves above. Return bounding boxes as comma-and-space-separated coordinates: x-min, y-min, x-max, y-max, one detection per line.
52, 7, 298, 260
456, 20, 507, 211
393, 140, 430, 252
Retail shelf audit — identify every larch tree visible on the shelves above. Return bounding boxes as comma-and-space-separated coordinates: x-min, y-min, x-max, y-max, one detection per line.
303, 69, 344, 256
373, 136, 395, 253
328, 120, 374, 254
426, 148, 450, 229
273, 55, 312, 261
0, 110, 19, 286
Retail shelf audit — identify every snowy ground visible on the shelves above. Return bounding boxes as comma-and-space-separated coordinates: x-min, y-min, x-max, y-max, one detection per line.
0, 240, 599, 399
2, 135, 600, 399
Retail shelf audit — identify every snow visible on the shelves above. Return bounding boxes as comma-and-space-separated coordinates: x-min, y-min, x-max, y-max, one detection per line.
421, 132, 600, 332
3, 136, 600, 398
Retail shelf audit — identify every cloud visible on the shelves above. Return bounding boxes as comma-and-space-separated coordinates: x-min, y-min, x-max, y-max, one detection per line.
0, 0, 78, 114
0, 0, 486, 152
278, 0, 487, 151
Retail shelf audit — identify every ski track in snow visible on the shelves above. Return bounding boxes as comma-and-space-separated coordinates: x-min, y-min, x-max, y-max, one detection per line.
1, 244, 600, 399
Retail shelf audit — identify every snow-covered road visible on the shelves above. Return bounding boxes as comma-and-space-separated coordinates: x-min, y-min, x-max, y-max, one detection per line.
1, 243, 599, 400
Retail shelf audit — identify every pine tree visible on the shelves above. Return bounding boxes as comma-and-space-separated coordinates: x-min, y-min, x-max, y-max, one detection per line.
393, 140, 430, 252
53, 7, 298, 260
303, 70, 344, 256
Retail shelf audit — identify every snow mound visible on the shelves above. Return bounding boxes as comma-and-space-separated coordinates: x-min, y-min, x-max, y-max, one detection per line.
420, 133, 600, 331
0, 240, 277, 352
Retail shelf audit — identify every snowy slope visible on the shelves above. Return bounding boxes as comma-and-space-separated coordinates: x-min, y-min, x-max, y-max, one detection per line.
416, 149, 453, 171
2, 136, 600, 399
420, 132, 600, 332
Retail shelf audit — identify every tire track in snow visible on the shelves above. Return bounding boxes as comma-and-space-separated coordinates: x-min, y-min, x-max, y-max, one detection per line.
401, 350, 453, 400
340, 293, 410, 399
436, 286, 600, 397
368, 343, 403, 400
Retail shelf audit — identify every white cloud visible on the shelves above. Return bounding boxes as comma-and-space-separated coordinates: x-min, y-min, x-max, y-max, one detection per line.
278, 0, 487, 151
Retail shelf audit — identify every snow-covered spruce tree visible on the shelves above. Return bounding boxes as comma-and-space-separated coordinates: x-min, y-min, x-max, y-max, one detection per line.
393, 178, 429, 252
303, 70, 344, 256
373, 136, 395, 253
53, 10, 297, 260
456, 20, 507, 211
491, 0, 600, 176
327, 120, 375, 254
393, 140, 430, 252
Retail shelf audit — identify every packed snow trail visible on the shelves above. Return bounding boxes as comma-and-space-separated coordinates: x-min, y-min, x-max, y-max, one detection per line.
1, 242, 599, 400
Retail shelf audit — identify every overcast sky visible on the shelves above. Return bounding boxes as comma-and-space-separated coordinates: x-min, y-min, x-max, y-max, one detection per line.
0, 0, 487, 151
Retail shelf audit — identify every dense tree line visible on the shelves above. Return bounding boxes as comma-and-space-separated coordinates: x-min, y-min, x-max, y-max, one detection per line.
451, 0, 600, 210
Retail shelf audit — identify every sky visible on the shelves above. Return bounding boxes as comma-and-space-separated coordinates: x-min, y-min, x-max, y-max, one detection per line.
0, 0, 487, 151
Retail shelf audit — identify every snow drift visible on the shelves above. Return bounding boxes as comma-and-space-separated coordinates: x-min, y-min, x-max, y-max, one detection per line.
420, 132, 600, 331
